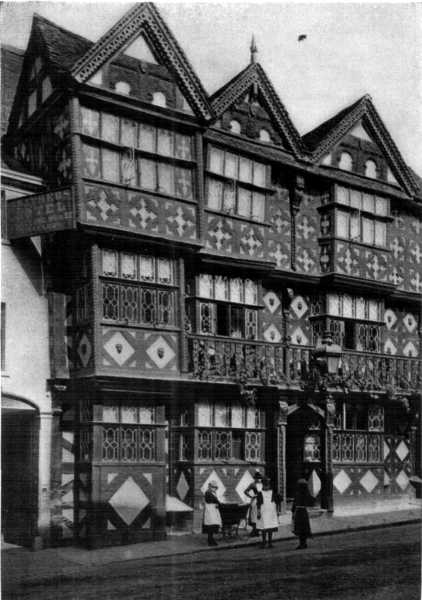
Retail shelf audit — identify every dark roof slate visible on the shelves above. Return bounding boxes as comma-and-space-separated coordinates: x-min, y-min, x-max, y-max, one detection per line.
32, 13, 92, 72
1, 45, 25, 136
302, 96, 366, 153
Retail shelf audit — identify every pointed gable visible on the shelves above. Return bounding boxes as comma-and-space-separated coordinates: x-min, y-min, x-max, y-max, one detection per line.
71, 3, 211, 120
303, 95, 418, 196
210, 63, 304, 158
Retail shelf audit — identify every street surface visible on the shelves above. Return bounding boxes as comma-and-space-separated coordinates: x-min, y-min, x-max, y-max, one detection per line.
5, 523, 421, 600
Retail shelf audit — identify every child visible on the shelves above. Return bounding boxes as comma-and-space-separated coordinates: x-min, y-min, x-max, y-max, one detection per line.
203, 481, 222, 546
256, 476, 280, 548
292, 478, 313, 549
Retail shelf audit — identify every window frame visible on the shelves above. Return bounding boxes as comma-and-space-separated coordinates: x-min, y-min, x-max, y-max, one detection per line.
205, 146, 269, 222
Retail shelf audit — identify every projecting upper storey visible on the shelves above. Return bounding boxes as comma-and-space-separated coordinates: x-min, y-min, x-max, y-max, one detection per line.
3, 3, 422, 295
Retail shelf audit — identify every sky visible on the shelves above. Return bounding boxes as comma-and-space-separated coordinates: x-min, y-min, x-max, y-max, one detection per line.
1, 1, 421, 175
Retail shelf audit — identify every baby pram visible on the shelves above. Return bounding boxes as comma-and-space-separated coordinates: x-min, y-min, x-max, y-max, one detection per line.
219, 503, 249, 539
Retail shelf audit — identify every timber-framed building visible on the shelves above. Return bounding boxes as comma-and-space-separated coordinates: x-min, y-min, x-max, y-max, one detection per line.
2, 3, 421, 548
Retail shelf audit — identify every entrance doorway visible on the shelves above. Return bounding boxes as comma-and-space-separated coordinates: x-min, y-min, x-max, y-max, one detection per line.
286, 405, 323, 505
1, 398, 39, 546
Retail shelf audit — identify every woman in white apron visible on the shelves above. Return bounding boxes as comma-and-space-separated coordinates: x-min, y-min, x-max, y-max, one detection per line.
244, 471, 263, 537
202, 481, 222, 546
256, 476, 280, 548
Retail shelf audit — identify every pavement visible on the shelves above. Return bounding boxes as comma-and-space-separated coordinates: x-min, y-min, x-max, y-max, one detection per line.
2, 499, 421, 588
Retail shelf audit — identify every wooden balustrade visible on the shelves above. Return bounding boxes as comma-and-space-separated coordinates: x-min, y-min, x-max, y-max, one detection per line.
187, 335, 285, 383
187, 335, 421, 392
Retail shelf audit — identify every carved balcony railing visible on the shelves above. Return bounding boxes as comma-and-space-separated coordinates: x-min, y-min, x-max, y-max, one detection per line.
187, 336, 421, 394
338, 351, 421, 393
187, 335, 285, 384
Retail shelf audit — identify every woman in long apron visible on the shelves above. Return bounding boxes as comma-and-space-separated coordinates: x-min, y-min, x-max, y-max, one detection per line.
256, 476, 280, 548
244, 471, 263, 537
202, 481, 222, 546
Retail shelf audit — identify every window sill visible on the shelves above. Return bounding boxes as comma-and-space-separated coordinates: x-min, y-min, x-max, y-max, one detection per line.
83, 177, 197, 205
205, 207, 270, 226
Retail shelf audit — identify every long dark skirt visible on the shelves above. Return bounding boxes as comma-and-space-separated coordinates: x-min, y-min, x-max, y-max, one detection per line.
293, 507, 311, 538
202, 524, 219, 534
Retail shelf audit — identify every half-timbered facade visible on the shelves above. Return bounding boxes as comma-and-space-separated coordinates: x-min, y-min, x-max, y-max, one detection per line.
2, 4, 421, 548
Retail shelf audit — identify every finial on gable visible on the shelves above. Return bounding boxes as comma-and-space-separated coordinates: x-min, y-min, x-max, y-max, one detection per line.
250, 35, 258, 64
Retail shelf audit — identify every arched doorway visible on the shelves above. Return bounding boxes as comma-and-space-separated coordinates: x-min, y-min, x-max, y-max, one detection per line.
286, 403, 324, 506
1, 396, 39, 546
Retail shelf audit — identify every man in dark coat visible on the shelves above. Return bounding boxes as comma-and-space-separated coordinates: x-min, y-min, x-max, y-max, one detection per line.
292, 478, 313, 549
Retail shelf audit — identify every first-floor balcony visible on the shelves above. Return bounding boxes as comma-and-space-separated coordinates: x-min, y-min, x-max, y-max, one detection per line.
187, 334, 421, 393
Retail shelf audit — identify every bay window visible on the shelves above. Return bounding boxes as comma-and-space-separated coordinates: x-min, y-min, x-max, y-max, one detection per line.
334, 185, 389, 248
192, 274, 259, 339
206, 146, 268, 222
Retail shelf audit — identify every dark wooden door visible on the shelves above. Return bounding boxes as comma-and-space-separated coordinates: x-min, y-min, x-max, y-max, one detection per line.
1, 408, 39, 546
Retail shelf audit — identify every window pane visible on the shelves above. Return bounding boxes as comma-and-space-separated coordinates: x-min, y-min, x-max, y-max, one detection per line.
174, 134, 192, 160
139, 407, 154, 424
328, 294, 340, 316
230, 306, 244, 338
141, 288, 156, 323
121, 406, 138, 424
103, 406, 119, 422
214, 276, 229, 301
224, 153, 237, 179
209, 147, 224, 174
207, 179, 223, 210
246, 408, 257, 429
231, 405, 243, 428
368, 300, 378, 321
350, 189, 361, 210
362, 193, 375, 213
157, 258, 172, 284
139, 123, 155, 152
238, 187, 251, 217
215, 403, 229, 427
200, 302, 215, 334
198, 402, 212, 426
222, 182, 236, 213
230, 278, 243, 303
157, 128, 173, 156
253, 162, 266, 187
339, 152, 353, 171
343, 295, 353, 318
158, 163, 174, 194
199, 274, 213, 298
245, 309, 257, 340
356, 297, 365, 320
101, 113, 119, 144
102, 249, 118, 276
374, 221, 386, 247
121, 253, 137, 279
102, 149, 120, 182
82, 144, 101, 178
375, 197, 388, 216
139, 158, 156, 190
139, 255, 155, 281
81, 107, 100, 137
362, 217, 374, 244
336, 210, 349, 238
28, 90, 37, 116
251, 192, 265, 221
336, 186, 349, 205
239, 157, 252, 183
350, 213, 360, 240
175, 167, 193, 200
121, 119, 136, 147
244, 279, 258, 305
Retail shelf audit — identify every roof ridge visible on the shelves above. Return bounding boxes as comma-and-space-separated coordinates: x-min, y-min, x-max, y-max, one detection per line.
32, 12, 94, 45
1, 44, 25, 55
